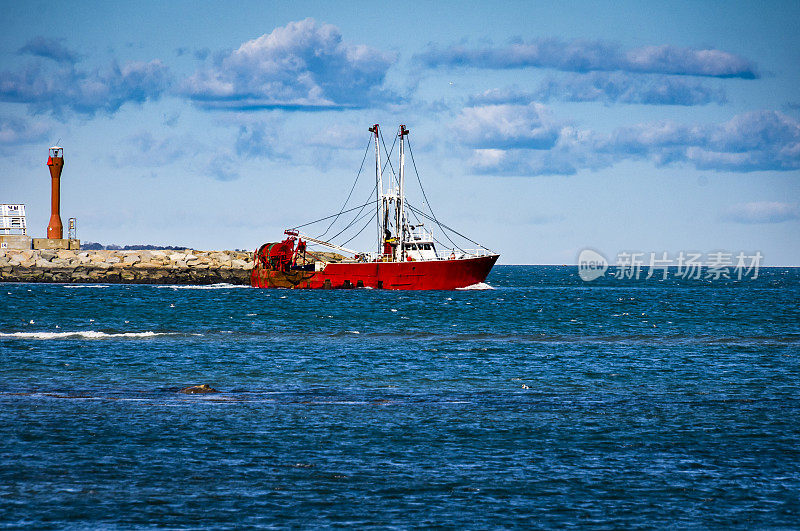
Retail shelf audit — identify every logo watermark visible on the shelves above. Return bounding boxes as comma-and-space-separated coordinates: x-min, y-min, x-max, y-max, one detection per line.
577, 249, 608, 281
578, 249, 763, 281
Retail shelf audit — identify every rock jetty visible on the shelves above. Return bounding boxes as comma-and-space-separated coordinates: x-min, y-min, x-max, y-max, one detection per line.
0, 249, 253, 285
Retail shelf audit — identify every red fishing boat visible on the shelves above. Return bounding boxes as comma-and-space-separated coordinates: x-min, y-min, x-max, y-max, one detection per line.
251, 124, 499, 290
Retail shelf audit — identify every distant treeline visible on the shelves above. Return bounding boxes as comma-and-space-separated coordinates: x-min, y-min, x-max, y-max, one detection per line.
81, 242, 192, 251
81, 242, 250, 252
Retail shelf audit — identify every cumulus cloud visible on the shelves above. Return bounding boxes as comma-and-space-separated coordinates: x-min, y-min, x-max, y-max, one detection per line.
0, 115, 50, 147
458, 107, 800, 176
469, 148, 579, 176
540, 73, 726, 105
183, 18, 397, 111
307, 124, 368, 149
724, 202, 800, 223
416, 38, 758, 79
467, 87, 537, 107
0, 60, 172, 116
453, 103, 560, 149
606, 111, 800, 172
18, 37, 80, 64
231, 118, 368, 173
468, 74, 726, 106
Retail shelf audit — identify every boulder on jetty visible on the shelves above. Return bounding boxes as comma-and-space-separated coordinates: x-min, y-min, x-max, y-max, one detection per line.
0, 249, 254, 285
179, 384, 219, 394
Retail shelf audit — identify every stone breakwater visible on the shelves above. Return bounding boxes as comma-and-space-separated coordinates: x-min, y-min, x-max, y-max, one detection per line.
0, 249, 253, 285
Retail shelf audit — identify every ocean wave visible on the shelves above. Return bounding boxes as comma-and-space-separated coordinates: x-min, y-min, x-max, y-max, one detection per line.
456, 282, 494, 290
62, 285, 110, 289
155, 283, 250, 290
0, 331, 179, 340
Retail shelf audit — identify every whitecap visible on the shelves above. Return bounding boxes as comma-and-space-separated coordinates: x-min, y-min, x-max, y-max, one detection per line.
0, 331, 178, 340
456, 282, 494, 290
156, 283, 249, 290
63, 285, 110, 289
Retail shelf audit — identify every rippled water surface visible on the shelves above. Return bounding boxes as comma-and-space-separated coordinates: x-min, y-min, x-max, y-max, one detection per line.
1, 266, 799, 528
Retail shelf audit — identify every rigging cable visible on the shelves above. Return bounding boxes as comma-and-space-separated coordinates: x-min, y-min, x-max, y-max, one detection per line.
316, 136, 373, 239
327, 181, 378, 242
306, 205, 374, 251
342, 210, 378, 247
380, 130, 398, 185
288, 201, 374, 231
406, 203, 490, 251
405, 137, 466, 253
335, 206, 377, 243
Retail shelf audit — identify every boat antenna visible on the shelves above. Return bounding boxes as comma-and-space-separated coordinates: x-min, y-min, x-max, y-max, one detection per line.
368, 124, 382, 256
397, 124, 409, 261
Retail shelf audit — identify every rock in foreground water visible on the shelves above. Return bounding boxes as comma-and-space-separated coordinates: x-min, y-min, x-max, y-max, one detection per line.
179, 384, 219, 394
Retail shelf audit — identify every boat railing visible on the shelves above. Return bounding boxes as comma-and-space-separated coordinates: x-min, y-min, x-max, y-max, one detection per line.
440, 248, 495, 259
359, 248, 494, 262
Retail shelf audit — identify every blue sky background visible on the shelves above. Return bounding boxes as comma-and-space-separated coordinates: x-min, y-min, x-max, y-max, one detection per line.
1, 0, 798, 264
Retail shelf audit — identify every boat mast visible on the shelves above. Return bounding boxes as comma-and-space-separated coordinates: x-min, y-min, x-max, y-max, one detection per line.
397, 125, 409, 261
369, 124, 382, 256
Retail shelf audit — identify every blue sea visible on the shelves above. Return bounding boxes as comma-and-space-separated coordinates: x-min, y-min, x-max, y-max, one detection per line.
1, 266, 798, 528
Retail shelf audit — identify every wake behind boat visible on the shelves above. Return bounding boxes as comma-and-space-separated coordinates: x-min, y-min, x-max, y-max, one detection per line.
251, 124, 499, 290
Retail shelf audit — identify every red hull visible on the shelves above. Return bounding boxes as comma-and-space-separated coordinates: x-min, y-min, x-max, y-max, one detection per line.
251, 254, 499, 290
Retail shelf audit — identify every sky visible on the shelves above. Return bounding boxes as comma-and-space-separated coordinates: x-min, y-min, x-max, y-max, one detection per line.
1, 0, 798, 264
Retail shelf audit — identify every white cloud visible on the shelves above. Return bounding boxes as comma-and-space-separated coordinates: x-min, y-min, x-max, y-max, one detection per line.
0, 115, 50, 147
454, 103, 560, 150
0, 60, 172, 116
416, 38, 758, 79
18, 37, 80, 64
460, 108, 800, 176
724, 202, 800, 223
183, 18, 397, 111
468, 74, 726, 107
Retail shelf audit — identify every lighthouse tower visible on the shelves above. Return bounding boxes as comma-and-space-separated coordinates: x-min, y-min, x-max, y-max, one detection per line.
46, 146, 64, 239
32, 146, 79, 250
